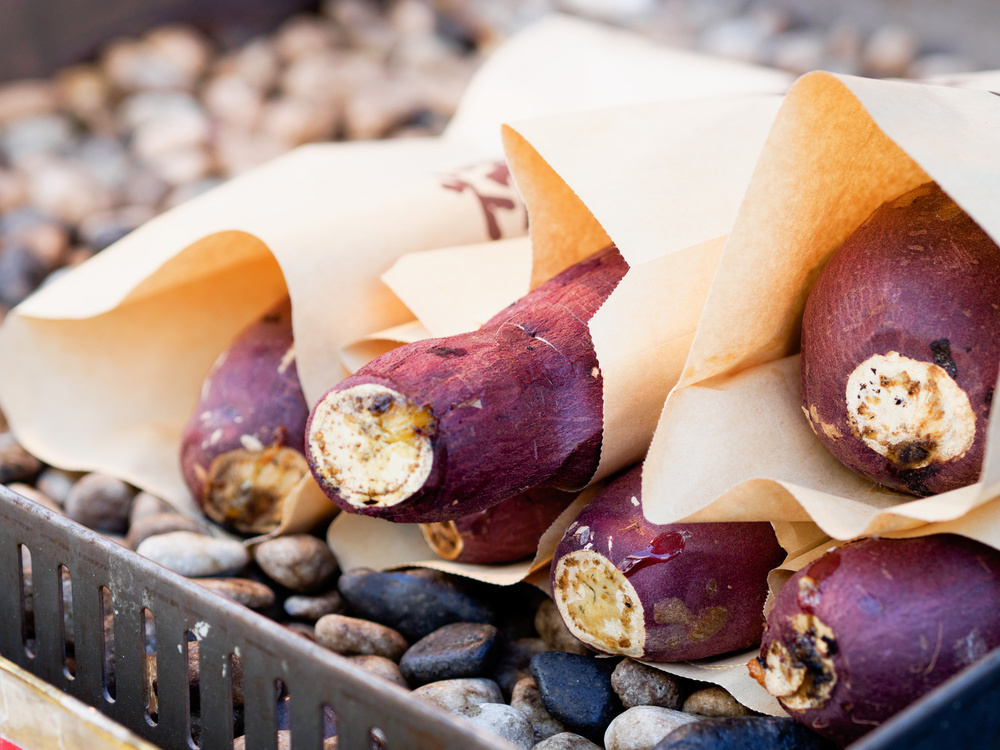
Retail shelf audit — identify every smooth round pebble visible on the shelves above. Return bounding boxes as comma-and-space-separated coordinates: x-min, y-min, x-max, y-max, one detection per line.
345, 655, 409, 688
458, 703, 533, 749
283, 589, 345, 620
252, 534, 338, 593
682, 687, 752, 718
136, 531, 249, 577
125, 512, 206, 549
650, 716, 834, 750
34, 467, 83, 506
337, 568, 495, 641
0, 243, 51, 307
529, 651, 623, 744
604, 706, 700, 750
399, 622, 500, 686
128, 491, 175, 525
63, 472, 136, 533
534, 598, 589, 655
511, 676, 566, 743
862, 25, 919, 78
315, 614, 408, 661
412, 677, 504, 712
196, 577, 276, 610
612, 659, 683, 710
534, 732, 604, 750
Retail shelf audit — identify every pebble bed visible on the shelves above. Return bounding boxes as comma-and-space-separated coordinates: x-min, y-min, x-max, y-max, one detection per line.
0, 1, 984, 748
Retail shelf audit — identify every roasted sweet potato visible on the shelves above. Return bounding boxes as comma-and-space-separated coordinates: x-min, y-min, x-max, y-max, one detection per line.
550, 463, 785, 661
306, 244, 628, 523
801, 182, 1000, 496
754, 534, 1000, 745
419, 487, 576, 564
180, 297, 310, 534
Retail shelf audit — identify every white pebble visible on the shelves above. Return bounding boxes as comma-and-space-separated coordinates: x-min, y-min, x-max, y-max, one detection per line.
458, 703, 534, 749
202, 74, 264, 129
260, 97, 340, 147
413, 678, 504, 713
143, 145, 214, 186
136, 531, 249, 577
863, 25, 920, 78
24, 160, 113, 224
133, 109, 211, 160
215, 39, 280, 92
603, 706, 700, 750
699, 17, 773, 64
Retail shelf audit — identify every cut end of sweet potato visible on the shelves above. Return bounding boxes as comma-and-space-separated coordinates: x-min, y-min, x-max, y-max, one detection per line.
420, 521, 462, 560
307, 384, 436, 510
552, 548, 645, 658
204, 445, 309, 535
762, 611, 838, 712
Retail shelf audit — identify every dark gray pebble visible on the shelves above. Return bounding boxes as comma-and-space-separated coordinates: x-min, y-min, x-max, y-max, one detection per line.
63, 472, 136, 533
652, 716, 835, 750
529, 651, 623, 744
337, 568, 496, 641
0, 243, 51, 307
399, 622, 500, 686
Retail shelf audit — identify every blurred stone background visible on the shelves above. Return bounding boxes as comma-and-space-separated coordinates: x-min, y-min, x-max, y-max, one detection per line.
0, 0, 996, 322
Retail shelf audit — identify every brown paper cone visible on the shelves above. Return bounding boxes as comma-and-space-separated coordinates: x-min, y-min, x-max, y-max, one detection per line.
642, 72, 1000, 550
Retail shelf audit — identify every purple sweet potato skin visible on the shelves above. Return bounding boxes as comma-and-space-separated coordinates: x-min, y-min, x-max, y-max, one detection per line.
760, 535, 1000, 745
800, 182, 1000, 496
180, 297, 308, 504
308, 245, 628, 523
432, 488, 577, 564
551, 463, 785, 661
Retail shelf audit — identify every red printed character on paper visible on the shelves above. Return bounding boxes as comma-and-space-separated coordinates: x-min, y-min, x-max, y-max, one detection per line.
440, 161, 526, 240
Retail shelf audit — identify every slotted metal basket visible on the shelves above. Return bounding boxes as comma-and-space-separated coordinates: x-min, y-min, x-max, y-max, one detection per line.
0, 484, 513, 750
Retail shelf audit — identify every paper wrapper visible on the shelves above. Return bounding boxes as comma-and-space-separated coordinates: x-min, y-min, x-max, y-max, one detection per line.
642, 71, 1000, 543
0, 14, 788, 531
325, 91, 788, 584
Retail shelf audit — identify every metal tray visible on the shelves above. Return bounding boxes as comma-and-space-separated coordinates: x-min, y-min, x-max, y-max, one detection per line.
0, 484, 513, 750
2, 481, 999, 749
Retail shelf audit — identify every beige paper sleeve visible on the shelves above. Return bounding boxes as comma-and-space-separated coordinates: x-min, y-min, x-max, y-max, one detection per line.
0, 139, 523, 517
503, 93, 786, 480
323, 93, 786, 581
641, 72, 1000, 548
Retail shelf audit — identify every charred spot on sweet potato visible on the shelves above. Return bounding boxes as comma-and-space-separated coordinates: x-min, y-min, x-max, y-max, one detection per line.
763, 613, 837, 711
930, 338, 958, 378
427, 345, 468, 358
